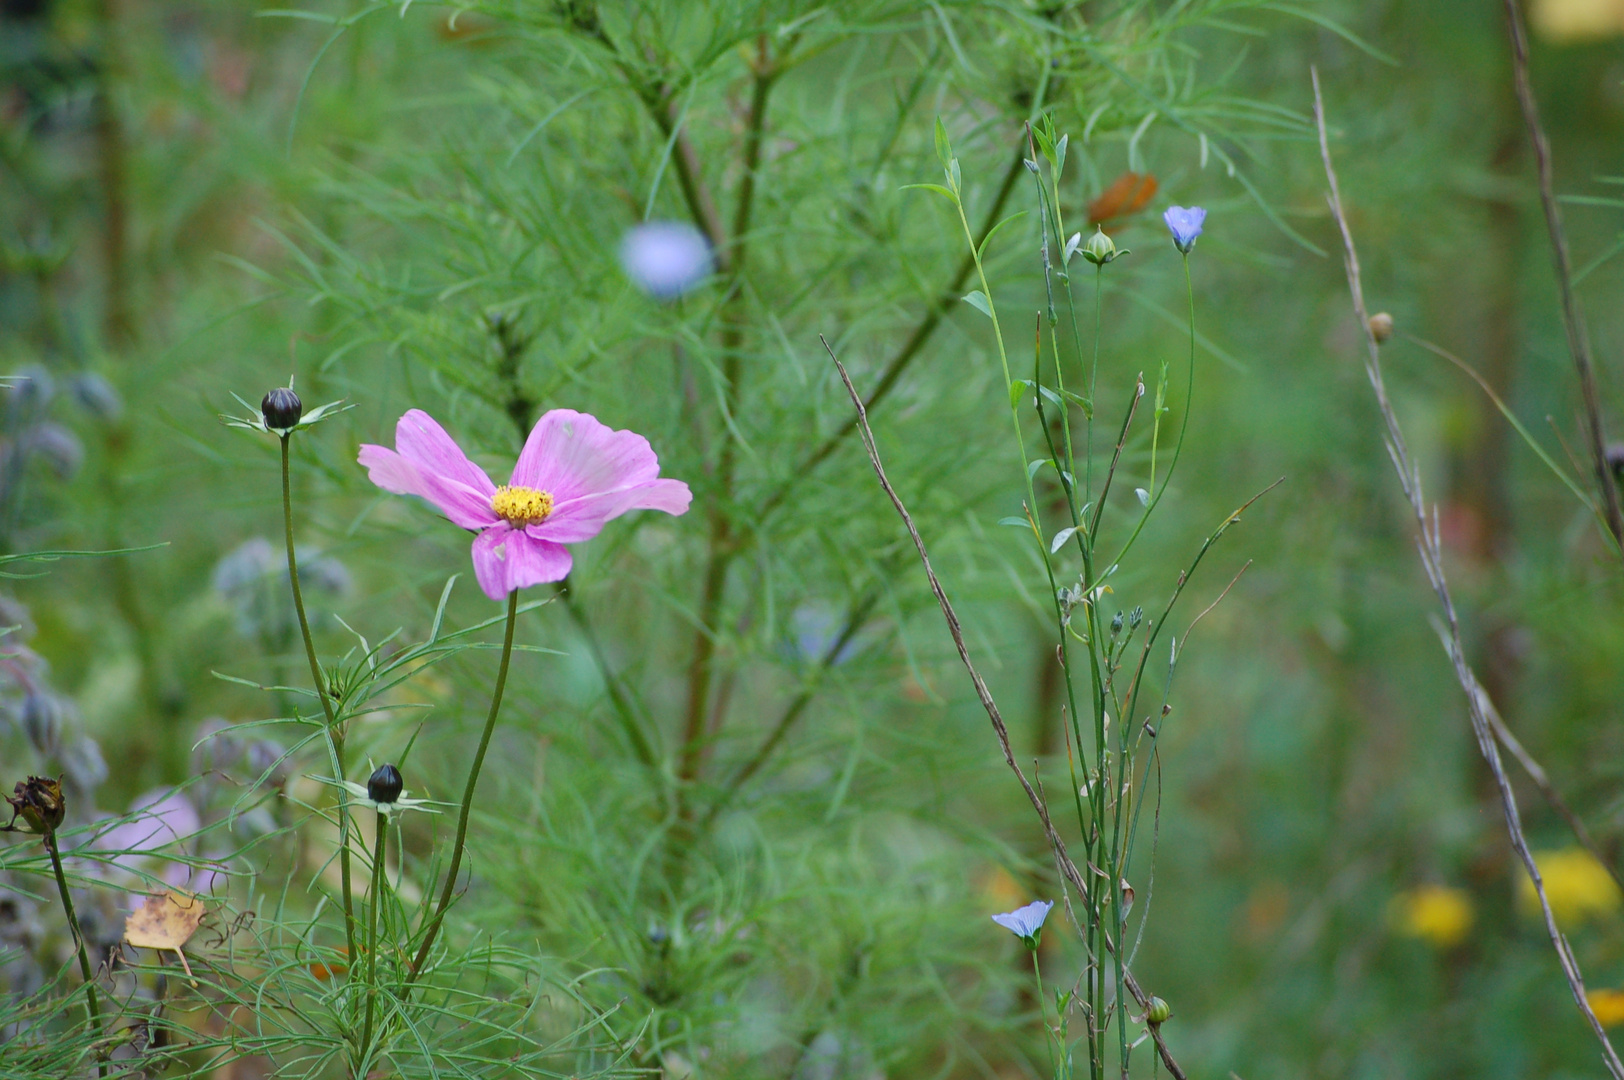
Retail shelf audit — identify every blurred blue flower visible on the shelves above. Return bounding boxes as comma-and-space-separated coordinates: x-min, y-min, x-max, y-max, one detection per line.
991, 899, 1054, 945
620, 221, 713, 300
1163, 206, 1206, 253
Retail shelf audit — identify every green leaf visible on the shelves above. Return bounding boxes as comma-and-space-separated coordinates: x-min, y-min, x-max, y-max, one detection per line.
997, 516, 1031, 529
1008, 379, 1031, 408
901, 183, 957, 204
1037, 384, 1063, 408
977, 210, 1029, 262
1050, 527, 1079, 554
962, 290, 993, 319
1027, 458, 1052, 479
934, 116, 953, 169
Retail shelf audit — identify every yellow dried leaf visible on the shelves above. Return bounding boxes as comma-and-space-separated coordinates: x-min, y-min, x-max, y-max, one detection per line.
124, 890, 205, 951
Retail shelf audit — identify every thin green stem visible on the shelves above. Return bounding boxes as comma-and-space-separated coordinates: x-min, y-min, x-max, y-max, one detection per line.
46, 832, 105, 1076
358, 811, 388, 1068
282, 434, 357, 965
1032, 946, 1059, 1078
409, 589, 519, 981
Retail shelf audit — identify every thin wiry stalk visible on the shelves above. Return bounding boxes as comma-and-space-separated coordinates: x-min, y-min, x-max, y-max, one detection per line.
358, 811, 388, 1069
282, 433, 357, 966
45, 830, 106, 1078
828, 343, 1188, 1080
1500, 0, 1624, 547
410, 588, 520, 981
1314, 67, 1624, 1079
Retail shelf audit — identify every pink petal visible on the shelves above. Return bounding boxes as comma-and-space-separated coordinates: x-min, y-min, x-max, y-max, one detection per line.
471, 526, 573, 600
530, 478, 693, 543
510, 410, 663, 501
359, 410, 498, 530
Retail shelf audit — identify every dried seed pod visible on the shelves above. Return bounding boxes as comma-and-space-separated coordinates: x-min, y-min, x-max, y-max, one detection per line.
1368, 312, 1394, 344
5, 775, 65, 835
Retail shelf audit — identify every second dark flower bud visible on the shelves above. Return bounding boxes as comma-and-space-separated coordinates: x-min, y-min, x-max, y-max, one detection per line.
367, 763, 404, 805
261, 387, 303, 432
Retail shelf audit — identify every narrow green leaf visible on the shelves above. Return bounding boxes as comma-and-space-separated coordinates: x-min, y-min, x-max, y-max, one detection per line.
1050, 527, 1079, 554
976, 210, 1029, 262
1008, 379, 1030, 408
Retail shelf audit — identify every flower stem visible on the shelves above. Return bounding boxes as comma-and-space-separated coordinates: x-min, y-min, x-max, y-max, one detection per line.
45, 832, 106, 1076
358, 811, 387, 1068
281, 434, 357, 965
410, 588, 519, 981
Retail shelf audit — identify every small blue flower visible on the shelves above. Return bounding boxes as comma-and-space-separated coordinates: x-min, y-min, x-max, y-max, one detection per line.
1163, 206, 1206, 254
991, 899, 1054, 947
620, 221, 713, 300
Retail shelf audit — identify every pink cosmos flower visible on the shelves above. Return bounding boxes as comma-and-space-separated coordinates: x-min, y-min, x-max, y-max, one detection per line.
359, 409, 691, 600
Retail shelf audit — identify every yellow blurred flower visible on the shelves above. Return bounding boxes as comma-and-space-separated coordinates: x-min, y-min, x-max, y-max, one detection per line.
1518, 849, 1622, 928
1390, 885, 1474, 949
1533, 0, 1624, 39
1590, 989, 1624, 1028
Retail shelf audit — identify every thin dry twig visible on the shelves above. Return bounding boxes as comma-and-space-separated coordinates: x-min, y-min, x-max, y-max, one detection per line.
1427, 617, 1624, 896
826, 339, 1188, 1080
1313, 67, 1624, 1079
1501, 0, 1624, 545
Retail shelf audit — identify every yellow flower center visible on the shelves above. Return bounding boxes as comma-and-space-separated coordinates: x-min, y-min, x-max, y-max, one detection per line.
491, 485, 554, 526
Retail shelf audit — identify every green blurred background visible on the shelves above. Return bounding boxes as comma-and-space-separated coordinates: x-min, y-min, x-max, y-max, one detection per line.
3, 1, 1624, 1077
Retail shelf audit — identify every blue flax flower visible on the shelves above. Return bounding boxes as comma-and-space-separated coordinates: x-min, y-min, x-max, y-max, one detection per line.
991, 899, 1054, 947
1163, 206, 1206, 253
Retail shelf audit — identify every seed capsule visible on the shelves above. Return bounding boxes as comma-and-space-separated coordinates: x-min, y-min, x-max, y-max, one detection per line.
1368, 312, 1394, 344
261, 387, 303, 431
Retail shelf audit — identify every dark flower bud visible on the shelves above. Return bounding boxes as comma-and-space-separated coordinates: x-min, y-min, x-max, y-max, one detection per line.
1110, 612, 1124, 636
261, 387, 303, 431
1146, 996, 1172, 1025
367, 763, 403, 804
5, 775, 65, 835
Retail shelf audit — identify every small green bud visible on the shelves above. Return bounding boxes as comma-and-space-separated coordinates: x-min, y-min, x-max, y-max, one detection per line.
1080, 227, 1128, 266
1145, 996, 1172, 1025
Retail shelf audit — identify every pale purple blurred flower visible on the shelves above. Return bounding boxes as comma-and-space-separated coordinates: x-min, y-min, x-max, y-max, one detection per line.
991, 899, 1054, 943
23, 422, 82, 479
69, 372, 123, 423
1163, 206, 1206, 254
87, 788, 210, 897
359, 409, 692, 600
620, 221, 713, 299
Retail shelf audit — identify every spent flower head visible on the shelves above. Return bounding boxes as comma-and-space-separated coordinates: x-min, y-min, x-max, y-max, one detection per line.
1163, 206, 1206, 253
359, 408, 692, 600
991, 899, 1054, 949
4, 775, 65, 835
